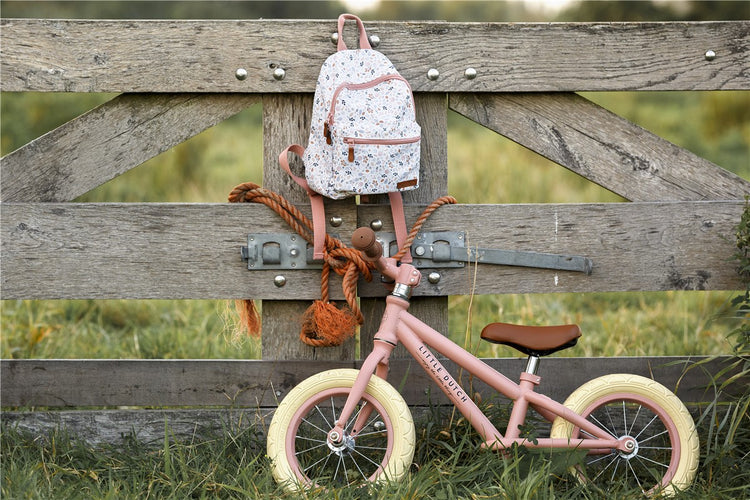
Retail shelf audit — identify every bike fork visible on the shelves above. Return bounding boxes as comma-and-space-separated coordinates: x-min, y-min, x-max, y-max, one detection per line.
328, 341, 394, 444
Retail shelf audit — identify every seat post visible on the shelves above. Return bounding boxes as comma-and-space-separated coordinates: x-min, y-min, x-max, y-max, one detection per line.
525, 355, 540, 375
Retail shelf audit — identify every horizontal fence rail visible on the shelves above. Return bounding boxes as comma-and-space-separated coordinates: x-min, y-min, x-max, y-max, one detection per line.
1, 20, 748, 93
1, 201, 743, 299
2, 357, 743, 408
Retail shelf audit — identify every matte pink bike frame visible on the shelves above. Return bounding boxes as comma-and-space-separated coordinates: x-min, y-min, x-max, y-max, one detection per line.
329, 256, 630, 453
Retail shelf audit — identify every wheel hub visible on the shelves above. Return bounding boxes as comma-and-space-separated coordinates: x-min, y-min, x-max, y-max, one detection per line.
328, 432, 356, 456
618, 436, 639, 460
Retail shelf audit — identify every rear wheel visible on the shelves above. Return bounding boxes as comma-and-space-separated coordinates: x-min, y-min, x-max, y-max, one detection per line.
549, 374, 699, 497
267, 369, 415, 492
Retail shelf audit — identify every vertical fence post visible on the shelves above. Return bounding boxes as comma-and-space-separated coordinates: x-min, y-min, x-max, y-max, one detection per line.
260, 94, 357, 361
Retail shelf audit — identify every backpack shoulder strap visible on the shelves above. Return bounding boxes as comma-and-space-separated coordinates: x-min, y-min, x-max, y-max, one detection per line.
278, 145, 327, 260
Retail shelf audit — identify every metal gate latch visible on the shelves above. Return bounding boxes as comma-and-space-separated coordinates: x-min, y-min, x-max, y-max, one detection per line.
240, 233, 325, 270
241, 231, 592, 274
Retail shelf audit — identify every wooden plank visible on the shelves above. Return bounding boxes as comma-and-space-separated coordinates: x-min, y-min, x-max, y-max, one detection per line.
1, 408, 272, 448
449, 93, 750, 202
260, 94, 357, 360
2, 19, 747, 93
2, 357, 743, 408
1, 201, 743, 299
1, 94, 259, 202
356, 201, 745, 296
0, 202, 353, 300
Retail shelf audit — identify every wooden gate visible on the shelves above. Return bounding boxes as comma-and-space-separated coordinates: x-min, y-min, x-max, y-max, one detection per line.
1, 18, 748, 444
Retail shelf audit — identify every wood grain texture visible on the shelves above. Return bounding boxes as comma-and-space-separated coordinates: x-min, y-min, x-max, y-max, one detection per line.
2, 19, 747, 92
1, 408, 272, 448
0, 202, 353, 300
2, 357, 743, 408
1, 201, 742, 299
356, 200, 745, 296
260, 94, 357, 360
0, 93, 259, 202
450, 93, 750, 202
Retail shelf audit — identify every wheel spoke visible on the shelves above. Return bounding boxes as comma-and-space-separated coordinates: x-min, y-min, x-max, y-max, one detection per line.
587, 450, 617, 466
296, 441, 329, 455
590, 452, 619, 483
628, 404, 643, 436
637, 428, 669, 445
353, 448, 385, 470
635, 453, 670, 469
626, 458, 645, 493
302, 450, 333, 474
589, 413, 618, 439
300, 416, 330, 436
633, 414, 660, 440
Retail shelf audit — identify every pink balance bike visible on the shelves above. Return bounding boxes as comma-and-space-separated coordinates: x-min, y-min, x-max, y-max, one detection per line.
267, 227, 699, 496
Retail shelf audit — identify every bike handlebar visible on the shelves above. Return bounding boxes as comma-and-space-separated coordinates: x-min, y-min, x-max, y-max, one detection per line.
351, 227, 382, 261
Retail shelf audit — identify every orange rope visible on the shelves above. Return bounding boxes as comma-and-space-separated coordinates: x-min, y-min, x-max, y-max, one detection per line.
228, 181, 456, 347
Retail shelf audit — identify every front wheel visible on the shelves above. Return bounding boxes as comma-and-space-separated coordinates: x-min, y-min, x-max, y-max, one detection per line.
267, 368, 415, 492
549, 374, 699, 497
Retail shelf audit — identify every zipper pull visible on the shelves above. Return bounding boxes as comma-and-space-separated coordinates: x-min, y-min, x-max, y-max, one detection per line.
323, 122, 332, 145
348, 144, 355, 162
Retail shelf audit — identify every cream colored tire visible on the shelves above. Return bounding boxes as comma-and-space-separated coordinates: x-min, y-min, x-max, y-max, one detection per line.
267, 368, 415, 492
550, 373, 699, 496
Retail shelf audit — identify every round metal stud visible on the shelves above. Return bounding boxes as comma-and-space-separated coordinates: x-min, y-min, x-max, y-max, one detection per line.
329, 215, 343, 227
330, 32, 339, 44
428, 272, 441, 284
273, 67, 286, 81
289, 248, 300, 258
370, 219, 384, 231
414, 246, 426, 257
235, 68, 248, 81
704, 49, 716, 61
427, 68, 440, 81
464, 67, 477, 80
273, 275, 287, 287
369, 34, 380, 48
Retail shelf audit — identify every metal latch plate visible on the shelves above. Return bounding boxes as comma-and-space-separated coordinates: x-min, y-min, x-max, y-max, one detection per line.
241, 233, 323, 270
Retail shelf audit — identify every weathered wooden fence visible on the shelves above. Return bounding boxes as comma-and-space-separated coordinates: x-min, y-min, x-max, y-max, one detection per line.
1, 18, 749, 444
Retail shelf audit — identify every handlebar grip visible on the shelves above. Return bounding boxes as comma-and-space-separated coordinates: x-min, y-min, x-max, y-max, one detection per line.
351, 227, 382, 261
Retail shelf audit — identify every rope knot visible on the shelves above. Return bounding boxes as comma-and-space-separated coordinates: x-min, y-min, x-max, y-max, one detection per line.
228, 181, 456, 347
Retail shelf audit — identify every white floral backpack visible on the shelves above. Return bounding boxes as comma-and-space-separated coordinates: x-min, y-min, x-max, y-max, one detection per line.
279, 13, 420, 261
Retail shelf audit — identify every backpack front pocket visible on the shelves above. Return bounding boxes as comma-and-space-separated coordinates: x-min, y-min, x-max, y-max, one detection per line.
326, 75, 421, 196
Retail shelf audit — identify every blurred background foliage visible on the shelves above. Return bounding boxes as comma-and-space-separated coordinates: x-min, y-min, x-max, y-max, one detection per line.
1, 1, 748, 359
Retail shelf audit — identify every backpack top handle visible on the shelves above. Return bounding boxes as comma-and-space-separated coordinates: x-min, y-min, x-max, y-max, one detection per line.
337, 13, 372, 51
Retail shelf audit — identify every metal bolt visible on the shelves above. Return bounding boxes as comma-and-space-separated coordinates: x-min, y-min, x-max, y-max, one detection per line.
369, 34, 380, 47
275, 390, 282, 397
464, 67, 477, 80
370, 219, 384, 231
290, 248, 300, 257
273, 67, 286, 80
273, 275, 286, 287
235, 68, 248, 81
329, 215, 343, 227
704, 49, 716, 61
428, 272, 441, 284
414, 246, 426, 256
330, 32, 339, 44
427, 68, 440, 81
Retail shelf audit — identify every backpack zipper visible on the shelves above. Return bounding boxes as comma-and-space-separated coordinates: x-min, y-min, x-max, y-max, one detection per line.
325, 74, 414, 131
344, 136, 420, 162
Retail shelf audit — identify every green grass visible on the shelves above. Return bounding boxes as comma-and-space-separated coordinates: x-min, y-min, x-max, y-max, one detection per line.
2, 396, 749, 499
